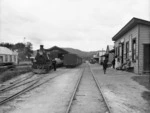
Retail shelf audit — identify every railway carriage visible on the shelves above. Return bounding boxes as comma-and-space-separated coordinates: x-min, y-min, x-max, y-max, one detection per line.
63, 53, 82, 68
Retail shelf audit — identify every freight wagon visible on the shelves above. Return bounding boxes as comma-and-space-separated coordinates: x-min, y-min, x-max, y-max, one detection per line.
63, 54, 82, 67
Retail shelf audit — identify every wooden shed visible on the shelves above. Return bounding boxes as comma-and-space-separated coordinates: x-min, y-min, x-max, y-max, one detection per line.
112, 17, 150, 74
0, 46, 18, 64
45, 46, 69, 60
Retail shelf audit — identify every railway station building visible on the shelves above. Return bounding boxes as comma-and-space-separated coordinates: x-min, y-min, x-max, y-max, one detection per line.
45, 46, 69, 60
0, 46, 18, 64
112, 17, 150, 74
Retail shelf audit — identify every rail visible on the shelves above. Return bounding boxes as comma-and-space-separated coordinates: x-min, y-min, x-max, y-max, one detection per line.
88, 63, 112, 113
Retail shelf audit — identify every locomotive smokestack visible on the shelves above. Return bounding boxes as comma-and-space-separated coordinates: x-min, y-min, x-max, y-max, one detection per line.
40, 45, 44, 50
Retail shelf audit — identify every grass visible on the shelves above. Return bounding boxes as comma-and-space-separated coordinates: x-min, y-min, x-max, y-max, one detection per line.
0, 67, 32, 83
132, 75, 150, 105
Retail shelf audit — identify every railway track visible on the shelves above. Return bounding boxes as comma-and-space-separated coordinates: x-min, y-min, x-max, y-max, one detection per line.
89, 64, 112, 113
0, 73, 35, 93
65, 64, 112, 113
0, 73, 47, 94
0, 72, 34, 89
0, 68, 71, 106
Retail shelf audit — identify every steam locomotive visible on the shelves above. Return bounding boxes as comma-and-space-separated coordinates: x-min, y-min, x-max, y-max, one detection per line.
32, 45, 52, 74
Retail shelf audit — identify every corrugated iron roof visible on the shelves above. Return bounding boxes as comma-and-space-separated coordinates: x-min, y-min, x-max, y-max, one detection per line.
45, 46, 69, 54
0, 46, 18, 55
112, 17, 150, 41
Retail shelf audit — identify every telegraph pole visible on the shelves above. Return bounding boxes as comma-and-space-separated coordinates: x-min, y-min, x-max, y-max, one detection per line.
23, 37, 26, 44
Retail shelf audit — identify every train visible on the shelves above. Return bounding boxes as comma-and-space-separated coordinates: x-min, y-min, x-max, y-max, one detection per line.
32, 45, 53, 74
32, 45, 82, 73
63, 53, 82, 68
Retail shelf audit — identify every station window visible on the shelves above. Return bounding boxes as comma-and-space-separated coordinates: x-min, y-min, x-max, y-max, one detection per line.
14, 56, 16, 62
115, 47, 117, 56
10, 55, 12, 62
126, 41, 129, 59
0, 56, 3, 62
118, 46, 120, 57
132, 38, 136, 62
5, 55, 8, 62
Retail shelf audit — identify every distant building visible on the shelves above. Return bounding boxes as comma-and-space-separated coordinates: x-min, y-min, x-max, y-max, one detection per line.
45, 46, 69, 61
105, 45, 115, 65
98, 50, 106, 64
112, 17, 150, 74
0, 46, 18, 64
93, 53, 99, 62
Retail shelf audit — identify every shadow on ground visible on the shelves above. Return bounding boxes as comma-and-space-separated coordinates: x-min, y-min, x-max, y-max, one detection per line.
132, 75, 150, 105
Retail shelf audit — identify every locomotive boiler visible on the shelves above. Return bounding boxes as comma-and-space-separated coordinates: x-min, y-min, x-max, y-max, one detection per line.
32, 45, 52, 74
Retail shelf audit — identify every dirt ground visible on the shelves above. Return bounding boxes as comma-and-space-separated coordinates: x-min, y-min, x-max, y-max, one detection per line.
90, 63, 150, 113
132, 75, 150, 106
0, 63, 149, 113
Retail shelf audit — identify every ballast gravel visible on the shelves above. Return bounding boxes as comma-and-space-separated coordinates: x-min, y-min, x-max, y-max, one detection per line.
0, 68, 83, 113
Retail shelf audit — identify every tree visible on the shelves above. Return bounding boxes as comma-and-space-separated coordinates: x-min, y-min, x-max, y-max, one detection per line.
14, 42, 33, 60
14, 43, 25, 51
13, 43, 26, 61
0, 42, 14, 50
24, 42, 33, 59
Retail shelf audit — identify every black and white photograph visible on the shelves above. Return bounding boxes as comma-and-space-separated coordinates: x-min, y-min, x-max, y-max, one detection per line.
0, 0, 150, 113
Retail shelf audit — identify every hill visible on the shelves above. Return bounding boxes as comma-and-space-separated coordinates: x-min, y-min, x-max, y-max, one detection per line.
32, 47, 98, 60
63, 47, 98, 59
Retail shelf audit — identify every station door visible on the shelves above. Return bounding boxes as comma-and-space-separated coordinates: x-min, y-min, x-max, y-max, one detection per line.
143, 44, 150, 73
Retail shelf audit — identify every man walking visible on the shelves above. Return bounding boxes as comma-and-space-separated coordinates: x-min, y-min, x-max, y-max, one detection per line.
103, 59, 108, 74
112, 58, 115, 69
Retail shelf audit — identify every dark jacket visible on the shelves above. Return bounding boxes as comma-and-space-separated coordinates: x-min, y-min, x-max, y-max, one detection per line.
103, 59, 108, 69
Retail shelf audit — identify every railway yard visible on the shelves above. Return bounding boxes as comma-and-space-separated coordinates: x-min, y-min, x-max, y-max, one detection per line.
0, 62, 149, 113
1, 1, 150, 113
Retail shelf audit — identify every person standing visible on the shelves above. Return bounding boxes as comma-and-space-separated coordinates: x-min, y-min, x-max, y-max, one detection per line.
103, 59, 108, 74
52, 59, 56, 71
112, 58, 115, 69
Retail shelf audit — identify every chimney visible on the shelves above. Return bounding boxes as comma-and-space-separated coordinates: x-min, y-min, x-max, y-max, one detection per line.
40, 45, 44, 50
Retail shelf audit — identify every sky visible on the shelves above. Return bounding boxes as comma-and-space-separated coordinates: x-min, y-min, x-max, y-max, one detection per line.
0, 0, 149, 51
